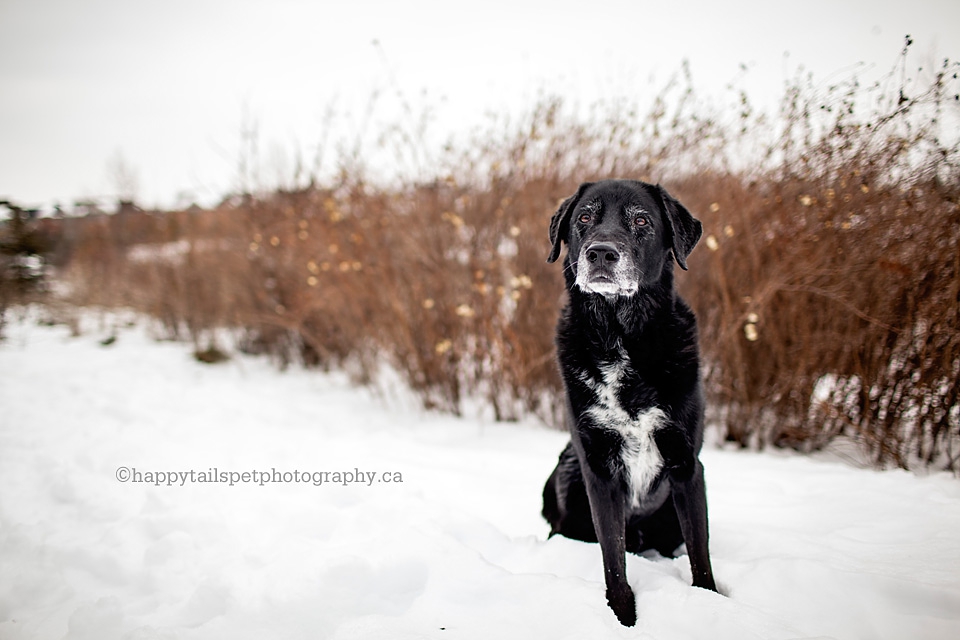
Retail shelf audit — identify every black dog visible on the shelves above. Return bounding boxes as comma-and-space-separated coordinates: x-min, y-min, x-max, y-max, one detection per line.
541, 179, 717, 626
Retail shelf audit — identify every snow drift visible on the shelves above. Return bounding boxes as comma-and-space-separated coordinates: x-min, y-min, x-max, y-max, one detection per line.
1, 315, 959, 639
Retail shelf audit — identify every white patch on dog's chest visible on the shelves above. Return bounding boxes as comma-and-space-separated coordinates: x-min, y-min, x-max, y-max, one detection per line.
582, 354, 666, 507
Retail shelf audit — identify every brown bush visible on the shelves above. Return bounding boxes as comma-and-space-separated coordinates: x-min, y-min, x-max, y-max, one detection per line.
54, 40, 959, 470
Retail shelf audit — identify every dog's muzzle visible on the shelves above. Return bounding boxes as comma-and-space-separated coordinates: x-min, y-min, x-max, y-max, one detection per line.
575, 242, 639, 297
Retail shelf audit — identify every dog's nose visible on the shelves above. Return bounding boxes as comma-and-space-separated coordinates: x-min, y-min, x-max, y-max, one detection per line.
586, 243, 620, 265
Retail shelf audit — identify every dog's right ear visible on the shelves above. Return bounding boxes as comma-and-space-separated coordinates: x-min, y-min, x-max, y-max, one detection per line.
547, 182, 592, 263
654, 183, 702, 271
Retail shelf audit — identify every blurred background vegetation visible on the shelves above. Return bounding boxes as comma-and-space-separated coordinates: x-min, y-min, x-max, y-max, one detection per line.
3, 40, 958, 471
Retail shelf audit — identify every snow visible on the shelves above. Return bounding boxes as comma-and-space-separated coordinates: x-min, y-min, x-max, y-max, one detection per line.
2, 313, 960, 640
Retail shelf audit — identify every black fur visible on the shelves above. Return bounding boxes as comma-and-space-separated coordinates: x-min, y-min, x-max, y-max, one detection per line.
542, 179, 717, 627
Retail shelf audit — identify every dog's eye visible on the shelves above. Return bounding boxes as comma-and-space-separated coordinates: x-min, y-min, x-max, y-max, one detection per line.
633, 216, 648, 227
578, 213, 592, 223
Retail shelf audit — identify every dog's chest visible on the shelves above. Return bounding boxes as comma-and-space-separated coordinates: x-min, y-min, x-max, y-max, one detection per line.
581, 353, 665, 506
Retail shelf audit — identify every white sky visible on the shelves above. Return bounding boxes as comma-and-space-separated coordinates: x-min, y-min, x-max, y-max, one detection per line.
1, 0, 958, 210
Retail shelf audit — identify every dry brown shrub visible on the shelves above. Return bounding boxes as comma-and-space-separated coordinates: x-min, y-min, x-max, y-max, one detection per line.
53, 40, 960, 469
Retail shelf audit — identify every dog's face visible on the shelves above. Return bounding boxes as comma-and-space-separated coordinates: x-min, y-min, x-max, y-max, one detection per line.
547, 180, 702, 297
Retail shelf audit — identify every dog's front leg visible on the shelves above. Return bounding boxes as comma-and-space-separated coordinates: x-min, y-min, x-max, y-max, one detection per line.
671, 460, 717, 592
583, 473, 636, 626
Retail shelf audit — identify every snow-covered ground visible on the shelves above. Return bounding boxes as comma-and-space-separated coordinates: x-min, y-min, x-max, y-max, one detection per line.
2, 312, 959, 640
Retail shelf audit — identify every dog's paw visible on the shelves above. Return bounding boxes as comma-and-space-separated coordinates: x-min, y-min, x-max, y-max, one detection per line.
606, 586, 637, 627
693, 572, 718, 593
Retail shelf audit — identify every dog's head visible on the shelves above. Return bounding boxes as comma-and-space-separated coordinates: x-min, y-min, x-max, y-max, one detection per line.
547, 180, 702, 297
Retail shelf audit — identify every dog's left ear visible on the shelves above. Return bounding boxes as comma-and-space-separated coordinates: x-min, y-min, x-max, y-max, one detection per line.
655, 184, 702, 271
547, 182, 593, 263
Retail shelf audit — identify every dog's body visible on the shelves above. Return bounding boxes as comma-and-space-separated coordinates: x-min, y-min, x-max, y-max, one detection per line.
541, 180, 717, 626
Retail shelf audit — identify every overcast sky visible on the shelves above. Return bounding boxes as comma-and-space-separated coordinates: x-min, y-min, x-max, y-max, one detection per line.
1, 0, 958, 210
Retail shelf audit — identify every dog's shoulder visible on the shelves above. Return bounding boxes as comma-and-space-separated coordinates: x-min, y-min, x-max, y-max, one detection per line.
649, 297, 700, 366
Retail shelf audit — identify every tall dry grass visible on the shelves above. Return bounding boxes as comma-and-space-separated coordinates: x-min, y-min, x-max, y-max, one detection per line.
51, 40, 960, 469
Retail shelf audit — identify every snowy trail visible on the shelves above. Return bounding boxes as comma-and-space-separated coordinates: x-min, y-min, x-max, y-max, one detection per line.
1, 314, 959, 640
